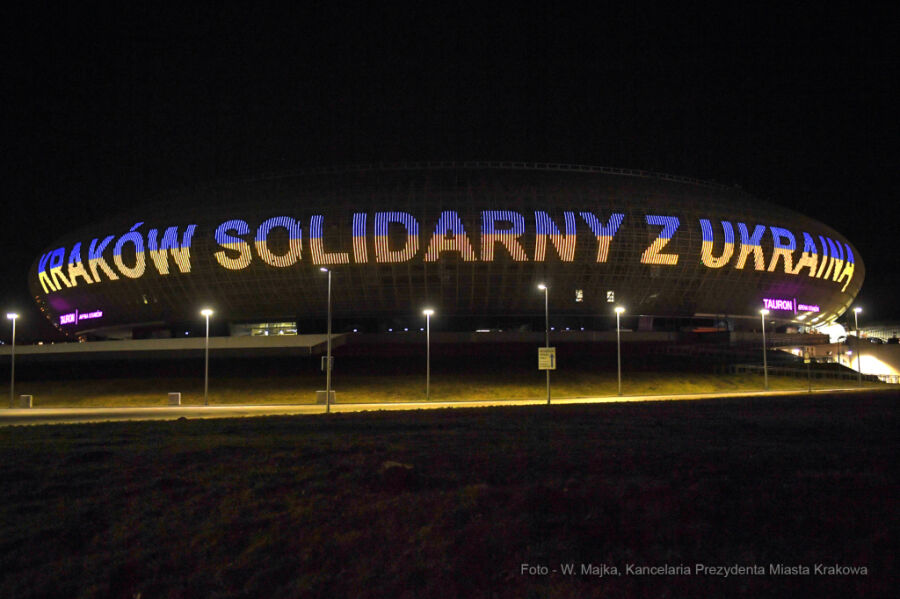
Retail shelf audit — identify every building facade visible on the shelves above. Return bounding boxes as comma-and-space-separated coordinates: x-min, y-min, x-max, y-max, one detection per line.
28, 164, 863, 338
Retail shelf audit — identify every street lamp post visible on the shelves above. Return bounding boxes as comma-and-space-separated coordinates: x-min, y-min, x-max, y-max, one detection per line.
201, 309, 213, 405
321, 267, 333, 413
760, 309, 769, 391
423, 309, 434, 400
7, 313, 17, 408
853, 307, 862, 386
615, 307, 625, 396
538, 283, 550, 405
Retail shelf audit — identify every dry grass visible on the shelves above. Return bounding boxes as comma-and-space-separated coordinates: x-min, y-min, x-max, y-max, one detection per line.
15, 371, 885, 408
0, 390, 896, 598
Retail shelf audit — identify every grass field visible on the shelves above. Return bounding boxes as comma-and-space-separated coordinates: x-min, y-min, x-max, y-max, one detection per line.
0, 390, 896, 598
12, 370, 886, 407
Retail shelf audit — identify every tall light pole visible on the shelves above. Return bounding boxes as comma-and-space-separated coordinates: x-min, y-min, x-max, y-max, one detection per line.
423, 308, 434, 400
853, 307, 862, 386
760, 309, 770, 391
537, 283, 550, 404
321, 267, 333, 413
7, 313, 17, 408
200, 308, 213, 406
615, 306, 625, 396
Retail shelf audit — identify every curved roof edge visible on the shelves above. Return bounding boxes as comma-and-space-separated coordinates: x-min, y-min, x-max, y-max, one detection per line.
233, 161, 746, 194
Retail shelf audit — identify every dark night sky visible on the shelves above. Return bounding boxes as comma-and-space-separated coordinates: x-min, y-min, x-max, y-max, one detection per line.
2, 3, 898, 340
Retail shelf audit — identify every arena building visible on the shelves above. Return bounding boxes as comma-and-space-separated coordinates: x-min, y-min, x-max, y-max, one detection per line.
28, 163, 863, 339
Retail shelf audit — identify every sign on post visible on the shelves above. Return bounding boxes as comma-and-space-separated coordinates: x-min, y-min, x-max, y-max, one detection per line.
538, 347, 557, 370
803, 351, 811, 364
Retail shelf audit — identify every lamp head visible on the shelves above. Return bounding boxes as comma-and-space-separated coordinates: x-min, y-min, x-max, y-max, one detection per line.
537, 283, 547, 291
614, 306, 625, 314
319, 267, 329, 273
6, 313, 18, 320
853, 307, 862, 314
422, 308, 434, 316
760, 309, 770, 316
200, 308, 213, 317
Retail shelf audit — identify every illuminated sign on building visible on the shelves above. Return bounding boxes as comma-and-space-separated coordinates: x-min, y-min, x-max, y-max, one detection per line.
762, 298, 821, 313
59, 309, 103, 326
35, 212, 858, 296
763, 298, 795, 311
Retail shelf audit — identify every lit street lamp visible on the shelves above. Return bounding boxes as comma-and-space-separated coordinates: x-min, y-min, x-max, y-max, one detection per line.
538, 283, 550, 404
423, 308, 434, 400
321, 267, 333, 413
200, 308, 213, 405
615, 306, 625, 396
853, 307, 862, 386
6, 313, 17, 408
760, 308, 770, 391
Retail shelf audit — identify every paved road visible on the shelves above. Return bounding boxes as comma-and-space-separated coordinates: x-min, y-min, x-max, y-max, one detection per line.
1, 386, 893, 427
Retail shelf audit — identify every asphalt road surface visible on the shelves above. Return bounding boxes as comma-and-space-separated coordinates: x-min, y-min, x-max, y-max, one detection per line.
1, 387, 893, 427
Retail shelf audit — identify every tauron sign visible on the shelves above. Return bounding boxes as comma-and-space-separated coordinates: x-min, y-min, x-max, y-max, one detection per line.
59, 309, 104, 325
762, 298, 821, 313
35, 211, 857, 295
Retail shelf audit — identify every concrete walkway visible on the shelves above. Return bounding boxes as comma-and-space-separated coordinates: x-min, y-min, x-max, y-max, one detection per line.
1, 386, 894, 427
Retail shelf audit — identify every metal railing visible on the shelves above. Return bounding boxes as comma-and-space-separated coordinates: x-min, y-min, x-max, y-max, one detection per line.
729, 364, 880, 383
